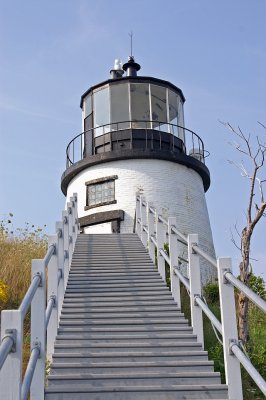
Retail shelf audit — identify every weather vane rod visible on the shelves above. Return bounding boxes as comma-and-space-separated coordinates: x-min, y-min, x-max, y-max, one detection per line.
129, 31, 133, 57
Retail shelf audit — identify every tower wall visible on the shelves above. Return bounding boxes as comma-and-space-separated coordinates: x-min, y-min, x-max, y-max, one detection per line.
66, 159, 216, 283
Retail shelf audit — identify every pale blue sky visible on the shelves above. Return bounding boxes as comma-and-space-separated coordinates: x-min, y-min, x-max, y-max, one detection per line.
0, 0, 265, 276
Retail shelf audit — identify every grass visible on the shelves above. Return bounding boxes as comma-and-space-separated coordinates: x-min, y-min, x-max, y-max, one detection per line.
0, 217, 47, 375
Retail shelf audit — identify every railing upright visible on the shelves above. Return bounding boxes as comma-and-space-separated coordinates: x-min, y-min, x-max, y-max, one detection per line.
46, 235, 58, 361
136, 195, 141, 238
62, 210, 70, 290
156, 212, 166, 282
147, 202, 156, 264
188, 233, 204, 345
72, 193, 79, 242
140, 196, 148, 247
217, 257, 243, 400
0, 310, 23, 399
168, 217, 181, 307
56, 221, 64, 321
29, 259, 46, 400
67, 202, 74, 262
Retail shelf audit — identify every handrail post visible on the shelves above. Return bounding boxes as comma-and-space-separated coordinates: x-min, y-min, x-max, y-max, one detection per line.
30, 259, 46, 400
72, 192, 79, 243
46, 235, 58, 361
136, 194, 141, 238
147, 202, 156, 264
70, 195, 77, 245
188, 234, 204, 345
140, 195, 148, 247
56, 221, 64, 322
168, 217, 181, 307
67, 201, 74, 263
0, 310, 22, 400
62, 210, 70, 289
217, 257, 243, 400
156, 212, 166, 282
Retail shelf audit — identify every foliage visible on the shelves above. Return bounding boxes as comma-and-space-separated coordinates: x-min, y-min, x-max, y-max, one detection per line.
0, 214, 47, 311
203, 280, 220, 304
248, 272, 266, 300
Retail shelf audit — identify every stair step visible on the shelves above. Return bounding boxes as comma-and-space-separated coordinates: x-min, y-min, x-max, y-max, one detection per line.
58, 326, 193, 333
49, 360, 215, 373
45, 385, 228, 400
47, 372, 221, 388
55, 333, 197, 341
51, 351, 210, 363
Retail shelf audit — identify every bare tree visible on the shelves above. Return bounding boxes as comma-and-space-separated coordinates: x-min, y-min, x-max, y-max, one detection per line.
223, 122, 266, 345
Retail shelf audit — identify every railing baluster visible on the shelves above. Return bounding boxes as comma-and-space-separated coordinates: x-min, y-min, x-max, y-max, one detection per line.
46, 235, 58, 362
188, 233, 203, 345
30, 259, 46, 400
156, 211, 166, 282
62, 211, 70, 290
56, 221, 64, 321
0, 310, 22, 400
67, 201, 74, 262
217, 257, 243, 400
147, 202, 156, 264
136, 195, 141, 238
140, 196, 148, 247
168, 217, 181, 307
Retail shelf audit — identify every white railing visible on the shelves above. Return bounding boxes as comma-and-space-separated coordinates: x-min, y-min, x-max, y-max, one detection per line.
0, 194, 79, 400
136, 194, 266, 400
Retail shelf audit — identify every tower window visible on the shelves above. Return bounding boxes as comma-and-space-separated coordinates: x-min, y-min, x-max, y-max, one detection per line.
85, 175, 118, 210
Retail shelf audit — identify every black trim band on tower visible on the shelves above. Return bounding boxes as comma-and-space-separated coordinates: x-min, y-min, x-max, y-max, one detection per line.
61, 148, 211, 195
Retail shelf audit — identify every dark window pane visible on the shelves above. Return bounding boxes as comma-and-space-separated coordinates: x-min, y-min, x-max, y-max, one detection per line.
150, 85, 168, 132
130, 83, 150, 128
110, 83, 130, 128
94, 86, 110, 136
84, 94, 92, 118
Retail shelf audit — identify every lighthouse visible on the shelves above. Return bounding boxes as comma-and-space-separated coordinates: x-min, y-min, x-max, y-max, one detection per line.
61, 56, 216, 283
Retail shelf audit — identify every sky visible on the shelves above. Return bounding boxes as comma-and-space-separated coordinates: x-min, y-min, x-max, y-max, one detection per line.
0, 0, 265, 277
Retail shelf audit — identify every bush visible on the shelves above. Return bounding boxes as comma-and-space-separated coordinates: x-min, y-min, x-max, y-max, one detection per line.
203, 280, 220, 304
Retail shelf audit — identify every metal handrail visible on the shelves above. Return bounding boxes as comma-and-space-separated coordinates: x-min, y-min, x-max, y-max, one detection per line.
171, 225, 188, 244
19, 274, 42, 319
159, 248, 170, 265
65, 120, 207, 167
224, 271, 266, 313
191, 244, 217, 269
45, 296, 56, 329
231, 343, 266, 396
0, 336, 14, 370
21, 343, 41, 400
44, 244, 56, 268
158, 215, 168, 226
195, 295, 223, 334
173, 267, 190, 291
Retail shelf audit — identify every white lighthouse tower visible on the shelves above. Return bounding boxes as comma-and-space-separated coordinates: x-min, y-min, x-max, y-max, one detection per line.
62, 57, 216, 282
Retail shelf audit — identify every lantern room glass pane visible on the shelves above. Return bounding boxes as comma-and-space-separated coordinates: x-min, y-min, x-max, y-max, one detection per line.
150, 84, 168, 132
130, 83, 150, 128
168, 89, 179, 137
84, 94, 92, 118
178, 98, 185, 142
94, 86, 110, 136
110, 83, 130, 130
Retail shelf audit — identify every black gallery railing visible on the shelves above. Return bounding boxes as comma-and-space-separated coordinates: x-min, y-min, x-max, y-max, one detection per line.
66, 120, 208, 168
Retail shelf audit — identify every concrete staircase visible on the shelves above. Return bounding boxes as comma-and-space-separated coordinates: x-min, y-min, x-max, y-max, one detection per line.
45, 233, 228, 399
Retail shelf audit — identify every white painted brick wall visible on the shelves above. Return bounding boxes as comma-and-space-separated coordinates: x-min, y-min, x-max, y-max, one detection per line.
66, 159, 216, 283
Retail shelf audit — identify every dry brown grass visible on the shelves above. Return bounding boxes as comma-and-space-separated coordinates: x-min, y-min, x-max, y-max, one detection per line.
0, 221, 47, 310
0, 220, 48, 377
